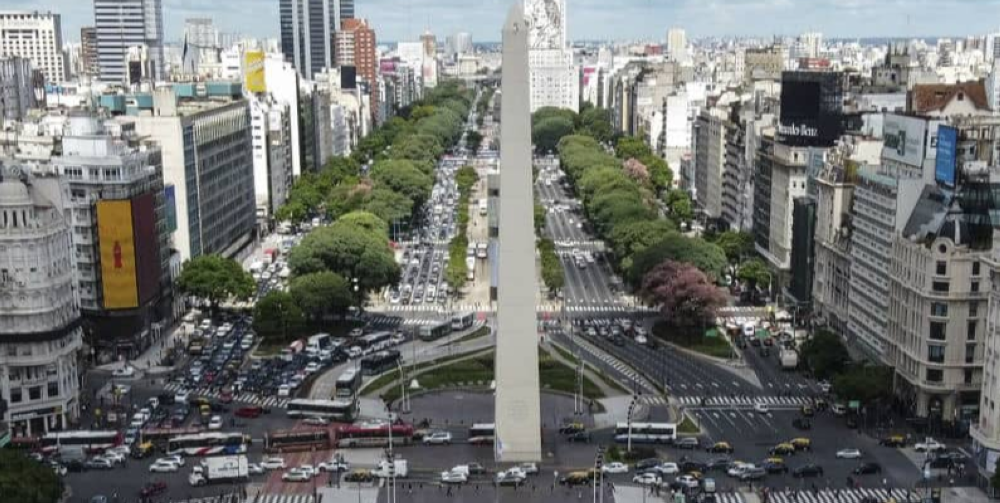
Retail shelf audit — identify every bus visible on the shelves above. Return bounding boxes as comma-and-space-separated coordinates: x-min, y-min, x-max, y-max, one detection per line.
264, 429, 333, 453
140, 427, 203, 448
418, 321, 452, 341
468, 423, 495, 446
286, 398, 358, 422
335, 369, 363, 399
166, 432, 252, 456
336, 421, 414, 448
360, 350, 401, 376
358, 331, 392, 349
40, 431, 121, 454
306, 333, 332, 355
613, 422, 676, 444
451, 312, 475, 331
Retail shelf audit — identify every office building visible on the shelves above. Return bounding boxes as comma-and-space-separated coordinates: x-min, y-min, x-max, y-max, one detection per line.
93, 0, 165, 83
249, 95, 293, 225
798, 32, 823, 59
0, 169, 83, 437
744, 45, 785, 83
811, 156, 855, 335
336, 19, 378, 121
694, 107, 728, 222
453, 32, 473, 56
0, 11, 66, 83
666, 27, 687, 63
420, 30, 439, 88
130, 88, 255, 261
184, 18, 217, 48
0, 57, 35, 122
80, 27, 98, 78
279, 0, 352, 79
525, 0, 578, 112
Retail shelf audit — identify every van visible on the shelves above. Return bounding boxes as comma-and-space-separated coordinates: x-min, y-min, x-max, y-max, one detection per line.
831, 403, 847, 415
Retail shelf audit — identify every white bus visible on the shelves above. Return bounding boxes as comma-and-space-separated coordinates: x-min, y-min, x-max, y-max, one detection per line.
286, 398, 358, 422
613, 422, 676, 444
468, 423, 495, 446
306, 333, 331, 355
166, 432, 251, 456
40, 430, 121, 454
451, 312, 475, 331
335, 368, 363, 399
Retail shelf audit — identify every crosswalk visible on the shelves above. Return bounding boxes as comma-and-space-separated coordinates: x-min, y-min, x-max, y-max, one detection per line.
162, 382, 289, 409
569, 334, 658, 395
553, 239, 605, 248
752, 488, 918, 503
373, 304, 656, 314
252, 495, 315, 503
676, 395, 816, 408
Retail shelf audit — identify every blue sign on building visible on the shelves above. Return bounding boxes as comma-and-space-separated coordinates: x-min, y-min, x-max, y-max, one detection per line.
935, 125, 958, 187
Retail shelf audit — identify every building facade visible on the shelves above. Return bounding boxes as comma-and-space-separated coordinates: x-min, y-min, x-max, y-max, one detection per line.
694, 108, 727, 222
0, 11, 65, 83
336, 18, 377, 121
249, 95, 293, 224
0, 170, 83, 437
0, 56, 35, 122
93, 0, 165, 83
279, 0, 351, 79
524, 0, 578, 112
80, 27, 98, 79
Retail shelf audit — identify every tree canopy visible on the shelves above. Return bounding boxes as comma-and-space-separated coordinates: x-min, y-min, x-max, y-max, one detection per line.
0, 450, 64, 503
252, 291, 306, 341
289, 271, 354, 319
627, 232, 728, 285
640, 260, 726, 329
287, 215, 400, 294
532, 116, 575, 153
177, 255, 255, 310
800, 329, 851, 380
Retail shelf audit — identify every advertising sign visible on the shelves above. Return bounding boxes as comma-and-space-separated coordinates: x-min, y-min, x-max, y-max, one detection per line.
97, 200, 139, 309
131, 193, 161, 306
778, 73, 843, 148
935, 125, 958, 187
244, 51, 266, 93
882, 114, 927, 166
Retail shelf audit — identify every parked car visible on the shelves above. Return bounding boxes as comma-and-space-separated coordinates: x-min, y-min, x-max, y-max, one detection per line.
148, 460, 179, 473
707, 442, 734, 454
441, 470, 468, 484
423, 431, 453, 445
675, 437, 699, 449
632, 473, 661, 486
85, 458, 114, 470
139, 482, 167, 498
601, 462, 628, 474
261, 457, 286, 470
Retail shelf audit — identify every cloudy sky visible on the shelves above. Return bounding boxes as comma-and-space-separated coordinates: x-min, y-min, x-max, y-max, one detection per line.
10, 0, 1000, 44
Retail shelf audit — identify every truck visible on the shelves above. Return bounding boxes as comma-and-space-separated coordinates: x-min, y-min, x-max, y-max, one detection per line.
189, 455, 249, 486
373, 458, 409, 478
779, 349, 798, 370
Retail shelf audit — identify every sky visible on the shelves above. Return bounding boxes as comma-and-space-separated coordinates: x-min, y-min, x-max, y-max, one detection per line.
9, 0, 1000, 44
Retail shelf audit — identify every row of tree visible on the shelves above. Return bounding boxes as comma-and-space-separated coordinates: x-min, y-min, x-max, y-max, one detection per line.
538, 238, 566, 293
800, 330, 893, 407
444, 165, 480, 292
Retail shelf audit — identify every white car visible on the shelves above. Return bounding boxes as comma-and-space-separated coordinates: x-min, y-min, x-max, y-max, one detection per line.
208, 415, 223, 430
149, 460, 179, 473
248, 463, 265, 475
106, 445, 131, 458
156, 455, 185, 467
818, 381, 832, 394
277, 384, 291, 397
632, 473, 661, 486
441, 470, 468, 484
656, 462, 679, 475
423, 431, 453, 445
915, 439, 946, 452
676, 474, 700, 489
100, 451, 125, 465
517, 463, 538, 475
261, 458, 287, 470
303, 416, 329, 426
601, 462, 628, 474
319, 458, 349, 472
282, 471, 311, 482
836, 448, 862, 459
635, 335, 648, 345
174, 390, 191, 404
294, 465, 318, 478
113, 365, 136, 378
727, 462, 753, 477
305, 362, 321, 374
754, 402, 770, 414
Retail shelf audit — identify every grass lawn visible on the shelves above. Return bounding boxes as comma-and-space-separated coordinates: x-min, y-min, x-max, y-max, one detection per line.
450, 325, 489, 345
362, 349, 493, 396
652, 321, 735, 359
677, 415, 700, 434
550, 343, 630, 395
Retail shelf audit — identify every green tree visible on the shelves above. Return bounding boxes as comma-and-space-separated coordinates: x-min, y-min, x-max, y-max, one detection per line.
831, 364, 893, 406
370, 159, 433, 208
615, 136, 652, 160
575, 106, 614, 144
532, 116, 575, 153
445, 234, 470, 291
799, 330, 850, 380
664, 189, 694, 223
539, 239, 565, 292
534, 202, 546, 233
713, 231, 756, 263
627, 233, 728, 285
466, 130, 484, 152
177, 255, 255, 311
289, 271, 353, 320
361, 188, 414, 227
641, 154, 673, 193
337, 211, 390, 236
455, 165, 479, 196
287, 219, 400, 294
0, 450, 64, 503
252, 291, 306, 341
737, 258, 771, 288
608, 219, 677, 262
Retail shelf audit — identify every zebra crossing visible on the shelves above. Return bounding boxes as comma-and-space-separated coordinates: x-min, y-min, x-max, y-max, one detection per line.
676, 395, 816, 408
162, 382, 289, 409
373, 303, 656, 314
553, 239, 604, 248
251, 495, 315, 503
754, 488, 919, 503
570, 334, 659, 395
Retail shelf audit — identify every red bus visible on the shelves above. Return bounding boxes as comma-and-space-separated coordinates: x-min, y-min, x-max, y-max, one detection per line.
140, 427, 203, 448
264, 429, 333, 453
41, 431, 122, 454
336, 422, 414, 448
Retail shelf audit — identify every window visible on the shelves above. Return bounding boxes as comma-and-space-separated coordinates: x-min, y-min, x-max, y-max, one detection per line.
932, 281, 950, 293
967, 344, 978, 364
931, 303, 948, 317
965, 369, 974, 385
28, 386, 41, 401
926, 369, 943, 383
970, 301, 980, 318
972, 281, 980, 293
930, 321, 947, 341
47, 381, 59, 398
10, 388, 22, 403
928, 345, 946, 363
973, 261, 981, 276
936, 261, 947, 275
969, 320, 978, 341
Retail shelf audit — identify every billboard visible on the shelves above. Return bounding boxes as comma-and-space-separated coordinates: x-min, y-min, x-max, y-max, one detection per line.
778, 72, 843, 148
131, 193, 161, 306
935, 125, 958, 187
245, 51, 266, 93
97, 200, 138, 309
163, 185, 177, 232
882, 114, 928, 167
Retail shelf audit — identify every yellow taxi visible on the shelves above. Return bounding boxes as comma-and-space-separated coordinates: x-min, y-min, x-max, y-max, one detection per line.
790, 437, 812, 451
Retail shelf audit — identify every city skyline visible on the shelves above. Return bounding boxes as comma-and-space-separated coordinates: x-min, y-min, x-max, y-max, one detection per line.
5, 0, 1000, 45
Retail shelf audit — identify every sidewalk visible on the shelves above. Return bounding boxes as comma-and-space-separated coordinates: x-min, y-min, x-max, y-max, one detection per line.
95, 316, 190, 376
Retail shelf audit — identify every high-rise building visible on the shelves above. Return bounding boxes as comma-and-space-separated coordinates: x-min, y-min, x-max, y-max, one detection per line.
184, 18, 218, 48
0, 11, 66, 83
744, 45, 785, 83
666, 27, 687, 63
0, 168, 84, 437
279, 0, 352, 79
249, 95, 293, 224
420, 30, 439, 88
525, 0, 578, 112
80, 27, 98, 78
989, 60, 1000, 114
453, 32, 473, 55
336, 19, 377, 121
798, 32, 823, 59
694, 107, 728, 222
0, 57, 35, 122
93, 0, 165, 83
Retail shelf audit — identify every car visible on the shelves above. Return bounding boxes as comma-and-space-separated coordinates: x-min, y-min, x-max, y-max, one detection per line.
800, 405, 815, 417
235, 406, 264, 418
676, 474, 701, 489
319, 457, 350, 472
769, 443, 796, 456
708, 442, 734, 454
634, 458, 662, 472
879, 435, 906, 447
559, 422, 586, 434
174, 390, 191, 404
139, 481, 167, 498
601, 462, 628, 474
762, 459, 789, 474
90, 497, 109, 503
248, 463, 265, 475
441, 470, 468, 484
517, 463, 539, 475
261, 457, 287, 470
101, 451, 125, 465
292, 465, 318, 478
727, 462, 753, 477
632, 473, 661, 486
303, 417, 329, 426
85, 458, 114, 470
792, 464, 824, 478
738, 467, 767, 481
656, 462, 680, 475
344, 470, 375, 483
754, 402, 770, 414
282, 471, 311, 482
48, 461, 68, 477
496, 469, 526, 486
680, 460, 708, 473
567, 431, 591, 443
423, 431, 453, 445
790, 438, 812, 451
112, 365, 136, 378
156, 455, 185, 467
208, 415, 223, 430
915, 438, 946, 453
854, 462, 883, 475
818, 381, 832, 394
675, 437, 700, 449
705, 458, 732, 472
836, 448, 863, 459
559, 471, 596, 486
148, 460, 179, 473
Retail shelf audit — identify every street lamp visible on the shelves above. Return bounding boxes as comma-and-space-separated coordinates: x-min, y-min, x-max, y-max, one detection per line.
397, 359, 410, 414
626, 395, 639, 453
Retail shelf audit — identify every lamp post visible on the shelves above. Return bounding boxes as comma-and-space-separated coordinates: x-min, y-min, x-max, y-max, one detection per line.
352, 277, 361, 317
397, 359, 410, 414
626, 395, 639, 454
